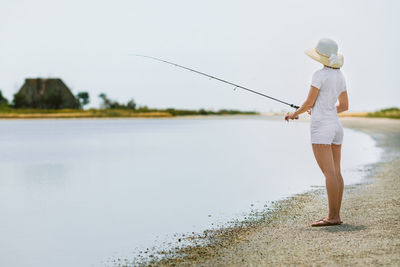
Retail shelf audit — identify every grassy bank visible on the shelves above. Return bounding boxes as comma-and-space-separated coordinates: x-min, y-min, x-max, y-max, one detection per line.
366, 107, 400, 119
336, 107, 400, 119
0, 107, 258, 119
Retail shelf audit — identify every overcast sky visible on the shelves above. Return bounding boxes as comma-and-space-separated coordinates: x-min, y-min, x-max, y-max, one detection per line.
0, 0, 399, 112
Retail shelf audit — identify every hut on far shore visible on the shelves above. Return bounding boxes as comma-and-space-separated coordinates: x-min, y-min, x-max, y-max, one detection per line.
14, 78, 79, 109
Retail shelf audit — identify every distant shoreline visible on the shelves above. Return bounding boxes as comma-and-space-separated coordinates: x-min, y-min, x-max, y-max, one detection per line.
0, 108, 258, 119
0, 111, 173, 119
0, 109, 398, 120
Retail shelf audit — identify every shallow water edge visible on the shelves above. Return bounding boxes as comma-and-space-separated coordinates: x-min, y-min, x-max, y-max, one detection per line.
127, 117, 399, 266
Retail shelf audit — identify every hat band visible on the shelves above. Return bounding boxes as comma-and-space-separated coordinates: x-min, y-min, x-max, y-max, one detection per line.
315, 48, 331, 58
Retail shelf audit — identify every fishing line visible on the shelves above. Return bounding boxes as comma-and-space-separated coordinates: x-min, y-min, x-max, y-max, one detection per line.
130, 54, 299, 109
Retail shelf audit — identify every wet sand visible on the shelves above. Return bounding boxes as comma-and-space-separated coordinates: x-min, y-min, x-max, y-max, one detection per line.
138, 117, 400, 266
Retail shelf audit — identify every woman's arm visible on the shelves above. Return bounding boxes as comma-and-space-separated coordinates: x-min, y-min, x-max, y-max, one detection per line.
285, 86, 319, 121
336, 91, 349, 113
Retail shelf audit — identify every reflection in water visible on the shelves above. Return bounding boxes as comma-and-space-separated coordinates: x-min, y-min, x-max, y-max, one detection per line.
0, 117, 380, 266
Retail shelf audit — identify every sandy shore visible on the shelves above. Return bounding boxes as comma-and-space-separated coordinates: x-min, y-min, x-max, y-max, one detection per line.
138, 117, 399, 266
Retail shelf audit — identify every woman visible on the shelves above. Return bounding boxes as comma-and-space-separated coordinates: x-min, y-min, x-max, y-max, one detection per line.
285, 38, 349, 227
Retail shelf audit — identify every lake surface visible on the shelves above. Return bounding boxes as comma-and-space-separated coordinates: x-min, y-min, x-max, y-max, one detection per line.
0, 117, 381, 266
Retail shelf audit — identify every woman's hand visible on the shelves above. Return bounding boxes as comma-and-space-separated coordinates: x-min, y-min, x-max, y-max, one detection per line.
285, 112, 298, 122
307, 109, 312, 115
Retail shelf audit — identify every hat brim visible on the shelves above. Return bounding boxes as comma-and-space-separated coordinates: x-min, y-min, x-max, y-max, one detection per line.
305, 48, 344, 68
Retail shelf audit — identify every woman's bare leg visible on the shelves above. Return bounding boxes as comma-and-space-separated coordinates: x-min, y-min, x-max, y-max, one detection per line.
332, 144, 344, 215
311, 144, 341, 223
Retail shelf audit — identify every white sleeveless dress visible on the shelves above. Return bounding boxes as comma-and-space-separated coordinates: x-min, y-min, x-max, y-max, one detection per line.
310, 67, 347, 145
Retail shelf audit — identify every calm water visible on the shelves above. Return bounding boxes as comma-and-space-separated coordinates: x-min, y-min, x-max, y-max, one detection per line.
0, 117, 381, 266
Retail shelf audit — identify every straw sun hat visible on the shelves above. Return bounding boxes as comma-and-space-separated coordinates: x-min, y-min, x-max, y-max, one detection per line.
305, 38, 344, 68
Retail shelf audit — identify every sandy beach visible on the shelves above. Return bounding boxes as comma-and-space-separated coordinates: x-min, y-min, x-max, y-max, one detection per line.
140, 117, 400, 266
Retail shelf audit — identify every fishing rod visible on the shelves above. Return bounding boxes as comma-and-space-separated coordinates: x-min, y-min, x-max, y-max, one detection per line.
130, 54, 299, 109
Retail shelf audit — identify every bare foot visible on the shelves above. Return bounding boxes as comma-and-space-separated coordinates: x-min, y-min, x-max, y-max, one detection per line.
311, 218, 341, 227
314, 216, 343, 224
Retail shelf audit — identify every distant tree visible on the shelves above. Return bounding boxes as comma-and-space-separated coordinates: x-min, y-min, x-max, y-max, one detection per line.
126, 99, 136, 110
108, 101, 122, 109
76, 92, 90, 108
99, 93, 137, 110
199, 108, 208, 115
0, 90, 9, 107
98, 93, 106, 101
99, 93, 111, 109
138, 105, 149, 112
13, 93, 28, 108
